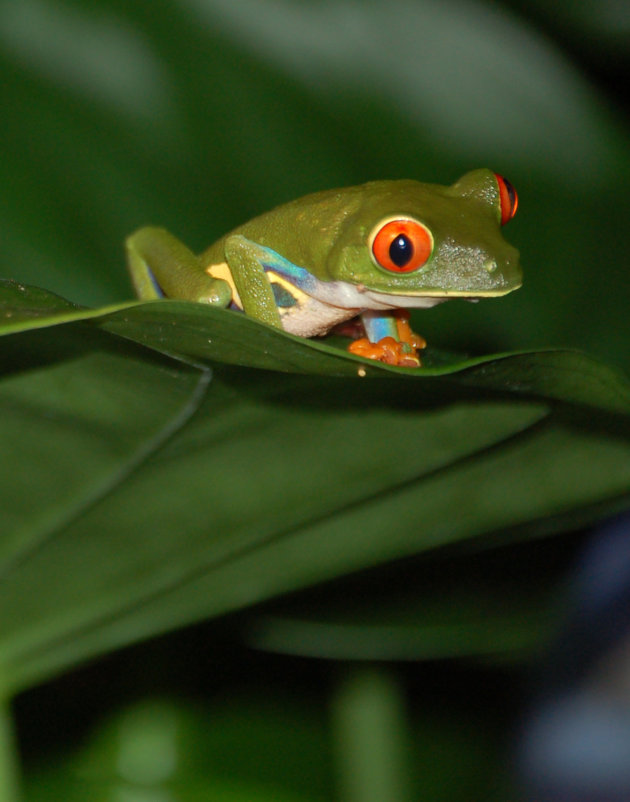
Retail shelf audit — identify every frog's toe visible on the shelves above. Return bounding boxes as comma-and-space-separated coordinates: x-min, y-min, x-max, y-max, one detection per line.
393, 309, 427, 352
397, 351, 422, 368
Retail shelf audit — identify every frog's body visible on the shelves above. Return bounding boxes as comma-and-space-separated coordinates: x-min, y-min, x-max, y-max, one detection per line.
126, 169, 521, 367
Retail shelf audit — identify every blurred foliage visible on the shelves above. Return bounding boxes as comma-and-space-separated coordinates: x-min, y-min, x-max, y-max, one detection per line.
1, 0, 630, 799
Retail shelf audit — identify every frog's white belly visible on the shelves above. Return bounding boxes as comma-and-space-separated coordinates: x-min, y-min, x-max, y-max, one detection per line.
278, 294, 357, 337
207, 260, 445, 337
275, 274, 447, 337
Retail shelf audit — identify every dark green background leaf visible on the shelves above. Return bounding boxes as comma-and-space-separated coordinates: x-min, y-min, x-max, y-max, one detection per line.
2, 279, 630, 692
1, 303, 629, 692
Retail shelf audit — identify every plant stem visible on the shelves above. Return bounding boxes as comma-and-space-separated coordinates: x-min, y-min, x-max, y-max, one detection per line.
0, 697, 20, 802
331, 664, 411, 802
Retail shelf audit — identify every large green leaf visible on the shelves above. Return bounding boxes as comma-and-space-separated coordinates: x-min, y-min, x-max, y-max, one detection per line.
2, 280, 630, 417
1, 281, 629, 692
2, 280, 630, 409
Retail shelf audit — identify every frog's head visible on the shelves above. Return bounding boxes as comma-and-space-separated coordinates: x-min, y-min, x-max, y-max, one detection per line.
328, 169, 522, 309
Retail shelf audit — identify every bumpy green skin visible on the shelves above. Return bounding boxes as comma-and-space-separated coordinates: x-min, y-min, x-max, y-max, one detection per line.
125, 169, 521, 352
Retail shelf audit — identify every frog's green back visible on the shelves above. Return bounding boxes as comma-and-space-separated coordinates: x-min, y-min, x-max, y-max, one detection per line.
202, 184, 367, 268
201, 171, 521, 297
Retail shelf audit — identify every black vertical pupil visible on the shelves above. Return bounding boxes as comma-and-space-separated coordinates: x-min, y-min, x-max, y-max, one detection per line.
389, 234, 413, 267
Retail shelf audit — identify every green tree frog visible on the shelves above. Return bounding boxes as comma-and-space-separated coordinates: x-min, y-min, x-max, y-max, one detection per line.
126, 169, 520, 367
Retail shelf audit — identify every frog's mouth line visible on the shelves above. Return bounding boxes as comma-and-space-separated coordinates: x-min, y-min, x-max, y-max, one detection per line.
310, 280, 521, 311
362, 285, 521, 308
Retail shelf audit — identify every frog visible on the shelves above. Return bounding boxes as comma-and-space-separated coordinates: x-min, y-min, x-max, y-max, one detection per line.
125, 168, 521, 367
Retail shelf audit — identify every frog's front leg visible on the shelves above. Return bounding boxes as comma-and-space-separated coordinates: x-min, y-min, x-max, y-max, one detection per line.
348, 310, 426, 367
224, 235, 282, 329
125, 227, 232, 305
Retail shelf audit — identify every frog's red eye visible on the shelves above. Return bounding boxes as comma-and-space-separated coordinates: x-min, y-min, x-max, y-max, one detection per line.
494, 173, 518, 225
370, 218, 433, 273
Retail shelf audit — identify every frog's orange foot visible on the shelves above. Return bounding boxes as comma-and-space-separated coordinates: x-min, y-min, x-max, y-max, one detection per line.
348, 336, 422, 367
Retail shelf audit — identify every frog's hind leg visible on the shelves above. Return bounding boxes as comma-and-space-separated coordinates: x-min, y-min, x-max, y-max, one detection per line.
125, 227, 232, 306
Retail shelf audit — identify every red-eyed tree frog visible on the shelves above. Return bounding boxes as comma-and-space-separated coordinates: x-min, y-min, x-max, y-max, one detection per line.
126, 169, 520, 367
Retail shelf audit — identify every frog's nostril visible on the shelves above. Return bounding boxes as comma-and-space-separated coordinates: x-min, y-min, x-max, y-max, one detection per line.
484, 258, 498, 273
